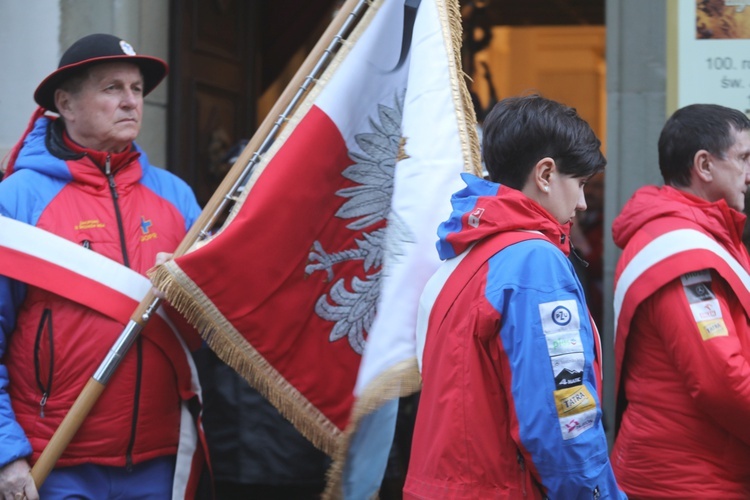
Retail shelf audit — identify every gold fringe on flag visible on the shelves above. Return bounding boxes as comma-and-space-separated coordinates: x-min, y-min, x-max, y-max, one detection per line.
150, 261, 343, 455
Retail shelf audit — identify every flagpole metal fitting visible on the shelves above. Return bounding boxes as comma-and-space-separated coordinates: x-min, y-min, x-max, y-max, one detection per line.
93, 297, 161, 384
93, 320, 144, 384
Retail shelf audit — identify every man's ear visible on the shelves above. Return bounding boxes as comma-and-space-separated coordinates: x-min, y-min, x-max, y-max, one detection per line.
54, 89, 73, 118
693, 150, 713, 183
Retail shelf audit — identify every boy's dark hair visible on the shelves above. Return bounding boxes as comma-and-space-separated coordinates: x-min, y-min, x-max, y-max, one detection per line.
659, 103, 750, 187
481, 94, 605, 189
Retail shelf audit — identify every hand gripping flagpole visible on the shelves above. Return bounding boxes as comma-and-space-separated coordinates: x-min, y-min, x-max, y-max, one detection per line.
30, 0, 370, 487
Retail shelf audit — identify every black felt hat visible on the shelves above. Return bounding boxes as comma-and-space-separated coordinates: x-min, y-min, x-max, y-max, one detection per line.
34, 33, 168, 112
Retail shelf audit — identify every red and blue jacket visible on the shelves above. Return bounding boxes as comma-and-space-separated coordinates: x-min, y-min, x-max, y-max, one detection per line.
404, 173, 624, 499
0, 113, 201, 471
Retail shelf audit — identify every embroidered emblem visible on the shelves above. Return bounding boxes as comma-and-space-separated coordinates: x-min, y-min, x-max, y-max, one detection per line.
554, 385, 596, 417
555, 385, 597, 440
120, 40, 136, 56
140, 216, 152, 234
75, 219, 105, 230
681, 271, 726, 340
681, 270, 711, 287
551, 353, 585, 389
544, 331, 584, 357
539, 300, 580, 334
305, 91, 409, 355
468, 207, 484, 228
559, 409, 596, 440
689, 299, 722, 322
140, 216, 157, 242
697, 319, 729, 340
552, 305, 572, 326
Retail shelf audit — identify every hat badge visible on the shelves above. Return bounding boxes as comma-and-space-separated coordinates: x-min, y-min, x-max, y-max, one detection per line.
119, 40, 137, 56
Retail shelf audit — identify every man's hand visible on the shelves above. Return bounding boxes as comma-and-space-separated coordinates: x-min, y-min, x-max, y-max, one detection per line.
154, 252, 173, 268
0, 458, 39, 500
149, 252, 174, 299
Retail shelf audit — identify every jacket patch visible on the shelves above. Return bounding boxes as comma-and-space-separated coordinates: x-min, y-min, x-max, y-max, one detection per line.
468, 207, 484, 228
551, 353, 584, 389
140, 216, 158, 242
697, 319, 729, 340
539, 300, 580, 334
74, 219, 105, 230
559, 408, 597, 441
544, 331, 584, 357
689, 299, 722, 322
680, 271, 727, 340
682, 281, 715, 302
554, 385, 596, 417
680, 269, 712, 287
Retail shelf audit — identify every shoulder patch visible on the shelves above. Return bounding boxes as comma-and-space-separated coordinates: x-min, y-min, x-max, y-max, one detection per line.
689, 299, 722, 322
697, 319, 729, 340
544, 331, 584, 357
554, 385, 596, 417
559, 408, 597, 441
680, 270, 728, 341
681, 270, 712, 287
539, 300, 580, 334
551, 353, 585, 389
555, 385, 598, 441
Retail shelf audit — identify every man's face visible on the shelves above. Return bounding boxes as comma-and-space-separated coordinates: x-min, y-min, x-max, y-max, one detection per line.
707, 127, 750, 212
57, 62, 143, 153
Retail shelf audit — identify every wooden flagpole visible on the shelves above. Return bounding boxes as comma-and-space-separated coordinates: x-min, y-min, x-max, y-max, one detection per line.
30, 0, 369, 486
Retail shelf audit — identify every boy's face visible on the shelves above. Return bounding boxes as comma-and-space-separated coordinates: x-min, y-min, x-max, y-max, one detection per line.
545, 171, 588, 225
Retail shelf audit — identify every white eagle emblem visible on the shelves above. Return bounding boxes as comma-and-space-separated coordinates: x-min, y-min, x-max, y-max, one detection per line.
305, 91, 411, 354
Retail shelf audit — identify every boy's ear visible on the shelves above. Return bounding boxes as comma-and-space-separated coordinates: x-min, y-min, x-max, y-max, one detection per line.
530, 157, 556, 193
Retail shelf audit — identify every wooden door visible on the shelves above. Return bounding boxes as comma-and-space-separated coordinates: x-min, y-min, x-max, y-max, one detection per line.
168, 0, 260, 207
472, 26, 607, 148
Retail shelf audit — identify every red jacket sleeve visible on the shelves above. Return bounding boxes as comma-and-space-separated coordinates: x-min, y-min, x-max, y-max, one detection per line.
646, 271, 750, 445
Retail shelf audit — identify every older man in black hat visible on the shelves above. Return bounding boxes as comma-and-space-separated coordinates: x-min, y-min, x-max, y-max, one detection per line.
0, 34, 204, 499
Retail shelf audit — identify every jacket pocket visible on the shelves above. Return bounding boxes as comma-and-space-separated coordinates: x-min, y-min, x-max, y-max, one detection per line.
34, 308, 54, 417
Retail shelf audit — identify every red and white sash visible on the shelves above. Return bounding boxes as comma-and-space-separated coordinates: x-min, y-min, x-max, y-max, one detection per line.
613, 227, 750, 393
0, 215, 204, 499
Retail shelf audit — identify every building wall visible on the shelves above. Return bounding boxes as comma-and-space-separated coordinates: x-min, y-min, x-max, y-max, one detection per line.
0, 0, 169, 169
0, 1, 60, 165
603, 0, 667, 444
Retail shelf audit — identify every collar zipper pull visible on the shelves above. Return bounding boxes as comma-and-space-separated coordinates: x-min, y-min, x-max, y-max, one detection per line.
39, 392, 48, 418
106, 155, 119, 199
570, 241, 590, 268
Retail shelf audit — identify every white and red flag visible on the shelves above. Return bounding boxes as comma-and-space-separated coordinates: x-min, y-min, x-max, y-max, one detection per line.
152, 0, 480, 496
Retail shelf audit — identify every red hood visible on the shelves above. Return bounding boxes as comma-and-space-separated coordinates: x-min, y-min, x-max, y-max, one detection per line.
612, 185, 747, 256
437, 174, 572, 259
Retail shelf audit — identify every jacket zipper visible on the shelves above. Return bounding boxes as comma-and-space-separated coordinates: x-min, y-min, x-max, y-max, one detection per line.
125, 337, 144, 471
34, 309, 54, 418
105, 155, 130, 268
517, 449, 551, 499
104, 155, 142, 469
517, 449, 528, 498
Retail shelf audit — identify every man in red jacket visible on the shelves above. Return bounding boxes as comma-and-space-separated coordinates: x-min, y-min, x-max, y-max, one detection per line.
612, 103, 750, 497
0, 34, 204, 499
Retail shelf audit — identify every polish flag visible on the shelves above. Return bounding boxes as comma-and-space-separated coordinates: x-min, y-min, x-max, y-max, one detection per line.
152, 0, 479, 495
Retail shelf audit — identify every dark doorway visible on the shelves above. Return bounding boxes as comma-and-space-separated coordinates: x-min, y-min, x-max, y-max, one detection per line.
168, 0, 337, 207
